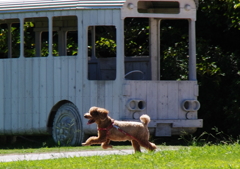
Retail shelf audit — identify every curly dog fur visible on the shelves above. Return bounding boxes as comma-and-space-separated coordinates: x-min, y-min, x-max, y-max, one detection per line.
82, 106, 157, 152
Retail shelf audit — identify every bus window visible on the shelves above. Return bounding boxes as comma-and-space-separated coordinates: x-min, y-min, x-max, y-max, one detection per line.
67, 31, 78, 56
124, 18, 150, 80
0, 20, 20, 59
88, 26, 116, 80
124, 18, 149, 57
24, 17, 48, 57
52, 16, 78, 56
137, 1, 180, 14
124, 18, 189, 81
160, 19, 189, 80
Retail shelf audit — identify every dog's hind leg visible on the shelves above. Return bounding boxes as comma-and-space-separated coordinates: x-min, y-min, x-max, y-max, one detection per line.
131, 140, 141, 152
101, 139, 112, 149
139, 141, 157, 151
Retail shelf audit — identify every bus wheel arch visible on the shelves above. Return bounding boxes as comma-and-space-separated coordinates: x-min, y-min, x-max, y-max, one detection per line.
47, 101, 84, 146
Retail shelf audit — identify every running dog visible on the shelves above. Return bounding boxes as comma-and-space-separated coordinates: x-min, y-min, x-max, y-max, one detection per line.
82, 106, 157, 152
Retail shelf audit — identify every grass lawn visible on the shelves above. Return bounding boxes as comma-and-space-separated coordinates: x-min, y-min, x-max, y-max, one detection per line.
0, 144, 240, 169
0, 136, 181, 155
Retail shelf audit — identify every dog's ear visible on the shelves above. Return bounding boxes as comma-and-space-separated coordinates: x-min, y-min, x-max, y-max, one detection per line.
89, 107, 98, 116
91, 111, 98, 116
98, 108, 109, 121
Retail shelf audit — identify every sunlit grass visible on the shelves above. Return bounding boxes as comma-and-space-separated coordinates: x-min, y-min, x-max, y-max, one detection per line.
1, 144, 240, 169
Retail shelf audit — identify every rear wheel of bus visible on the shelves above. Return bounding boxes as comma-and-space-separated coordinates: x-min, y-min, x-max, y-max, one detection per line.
52, 103, 83, 146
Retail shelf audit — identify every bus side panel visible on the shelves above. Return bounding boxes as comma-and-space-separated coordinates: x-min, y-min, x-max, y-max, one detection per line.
89, 81, 113, 110
81, 9, 91, 115
82, 81, 117, 135
104, 81, 114, 115
76, 10, 84, 118
178, 81, 198, 119
61, 58, 69, 101
60, 57, 78, 102
53, 58, 61, 102
112, 9, 123, 122
4, 60, 12, 134
32, 59, 41, 133
167, 82, 179, 119
97, 82, 106, 106
104, 9, 113, 25
158, 82, 168, 119
81, 9, 122, 134
18, 60, 26, 134
122, 81, 200, 136
39, 58, 48, 131
11, 59, 20, 134
67, 58, 77, 104
90, 81, 98, 106
0, 60, 4, 133
46, 58, 54, 131
146, 82, 158, 119
25, 59, 34, 134
52, 57, 80, 114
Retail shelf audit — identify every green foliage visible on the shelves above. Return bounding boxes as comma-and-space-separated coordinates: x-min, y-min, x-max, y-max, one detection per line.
196, 0, 240, 136
67, 43, 77, 56
160, 20, 189, 80
196, 39, 222, 76
235, 3, 240, 9
88, 26, 116, 58
24, 22, 36, 57
0, 22, 78, 57
124, 18, 149, 56
0, 24, 8, 57
179, 127, 240, 146
95, 37, 116, 57
0, 23, 20, 58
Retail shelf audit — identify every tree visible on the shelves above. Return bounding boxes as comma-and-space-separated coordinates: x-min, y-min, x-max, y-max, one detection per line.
195, 0, 240, 135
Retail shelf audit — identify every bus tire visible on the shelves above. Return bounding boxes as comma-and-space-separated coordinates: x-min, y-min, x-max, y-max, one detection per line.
52, 103, 83, 146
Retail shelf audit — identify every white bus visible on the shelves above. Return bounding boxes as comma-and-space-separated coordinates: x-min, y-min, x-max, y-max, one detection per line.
0, 0, 202, 145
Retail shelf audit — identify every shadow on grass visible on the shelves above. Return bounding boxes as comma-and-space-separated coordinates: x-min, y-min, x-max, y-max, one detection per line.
0, 135, 187, 150
1, 127, 239, 151
152, 136, 188, 146
0, 135, 136, 150
0, 136, 57, 149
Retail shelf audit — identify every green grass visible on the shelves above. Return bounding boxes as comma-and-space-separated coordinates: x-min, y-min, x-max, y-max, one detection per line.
0, 143, 181, 155
1, 144, 240, 169
0, 136, 140, 155
1, 131, 240, 168
0, 135, 181, 155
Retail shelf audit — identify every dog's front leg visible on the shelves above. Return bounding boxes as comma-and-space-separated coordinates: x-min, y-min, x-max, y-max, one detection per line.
82, 135, 107, 146
101, 139, 112, 149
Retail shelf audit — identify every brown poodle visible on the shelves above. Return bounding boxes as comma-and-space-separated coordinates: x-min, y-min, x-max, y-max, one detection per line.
82, 106, 157, 152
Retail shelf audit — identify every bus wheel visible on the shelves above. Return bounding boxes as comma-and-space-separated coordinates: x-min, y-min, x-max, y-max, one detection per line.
52, 103, 83, 146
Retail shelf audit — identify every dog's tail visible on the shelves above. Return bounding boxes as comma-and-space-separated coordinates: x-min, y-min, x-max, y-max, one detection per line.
140, 114, 150, 126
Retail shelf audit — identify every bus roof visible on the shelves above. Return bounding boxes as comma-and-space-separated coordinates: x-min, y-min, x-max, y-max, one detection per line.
0, 0, 126, 13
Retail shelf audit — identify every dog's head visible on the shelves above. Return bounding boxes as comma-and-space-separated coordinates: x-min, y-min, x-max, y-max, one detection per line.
84, 106, 109, 125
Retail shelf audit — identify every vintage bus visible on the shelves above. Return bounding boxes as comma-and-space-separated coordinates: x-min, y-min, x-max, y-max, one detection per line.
0, 0, 202, 145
